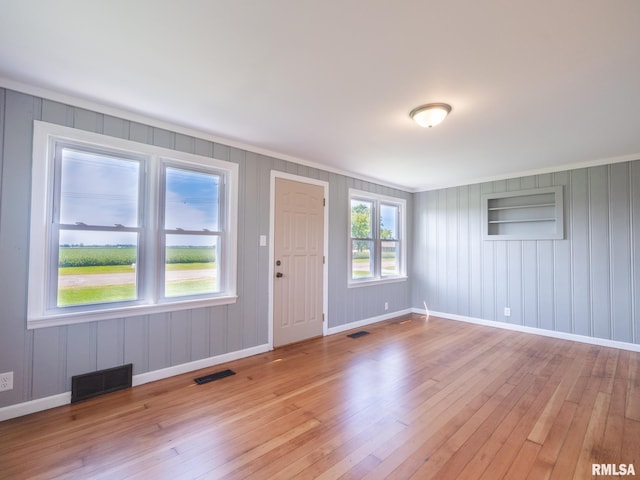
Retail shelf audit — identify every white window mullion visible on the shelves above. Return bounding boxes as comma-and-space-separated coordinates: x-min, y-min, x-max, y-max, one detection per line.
150, 156, 163, 304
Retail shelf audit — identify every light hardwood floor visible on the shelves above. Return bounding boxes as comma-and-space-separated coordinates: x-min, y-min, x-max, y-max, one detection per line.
1, 314, 639, 479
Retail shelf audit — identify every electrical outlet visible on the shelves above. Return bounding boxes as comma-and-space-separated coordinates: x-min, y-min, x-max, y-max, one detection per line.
384, 302, 389, 311
504, 307, 511, 317
0, 372, 13, 392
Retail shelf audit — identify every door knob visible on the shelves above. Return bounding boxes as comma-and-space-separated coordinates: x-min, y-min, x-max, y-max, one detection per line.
276, 272, 284, 278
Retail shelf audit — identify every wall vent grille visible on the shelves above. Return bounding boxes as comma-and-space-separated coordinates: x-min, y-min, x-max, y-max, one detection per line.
71, 364, 133, 403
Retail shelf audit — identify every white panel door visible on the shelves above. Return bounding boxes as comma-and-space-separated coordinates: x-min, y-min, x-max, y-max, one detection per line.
273, 178, 324, 347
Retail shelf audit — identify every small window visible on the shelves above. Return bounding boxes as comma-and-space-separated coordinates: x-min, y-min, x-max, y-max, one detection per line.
349, 189, 406, 285
28, 122, 238, 328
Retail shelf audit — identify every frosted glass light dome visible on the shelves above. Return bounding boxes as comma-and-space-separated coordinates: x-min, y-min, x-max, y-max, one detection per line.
410, 103, 452, 128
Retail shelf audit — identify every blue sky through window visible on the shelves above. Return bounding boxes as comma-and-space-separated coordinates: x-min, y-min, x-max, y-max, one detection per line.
59, 151, 221, 247
164, 167, 219, 232
380, 204, 398, 239
59, 149, 139, 245
165, 167, 220, 247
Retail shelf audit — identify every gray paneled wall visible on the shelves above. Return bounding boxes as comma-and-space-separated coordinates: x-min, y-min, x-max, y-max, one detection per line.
0, 88, 412, 409
412, 164, 640, 345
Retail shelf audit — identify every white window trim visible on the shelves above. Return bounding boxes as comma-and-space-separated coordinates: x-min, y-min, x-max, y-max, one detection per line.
27, 121, 238, 329
348, 188, 407, 287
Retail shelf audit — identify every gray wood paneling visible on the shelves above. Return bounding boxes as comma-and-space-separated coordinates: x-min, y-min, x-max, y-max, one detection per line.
589, 166, 611, 339
210, 307, 229, 357
508, 241, 523, 325
124, 315, 149, 375
436, 189, 447, 308
42, 99, 73, 126
609, 163, 632, 342
148, 313, 170, 371
190, 308, 210, 360
226, 147, 245, 352
97, 319, 124, 370
74, 107, 103, 133
0, 91, 40, 406
481, 237, 496, 320
153, 127, 175, 149
537, 247, 555, 330
553, 172, 572, 334
170, 310, 191, 366
256, 153, 271, 343
522, 241, 538, 328
632, 163, 640, 344
103, 115, 130, 139
571, 169, 591, 336
0, 89, 4, 184
468, 184, 483, 318
194, 137, 214, 158
457, 186, 470, 315
213, 143, 230, 162
31, 328, 65, 398
242, 151, 259, 348
129, 122, 153, 144
66, 323, 97, 380
446, 188, 458, 312
328, 173, 349, 326
175, 133, 195, 154
495, 240, 508, 322
413, 161, 640, 346
411, 192, 427, 307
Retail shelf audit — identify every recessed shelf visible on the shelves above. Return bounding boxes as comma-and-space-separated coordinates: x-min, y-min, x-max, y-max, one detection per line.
488, 203, 555, 211
488, 218, 556, 224
482, 186, 564, 240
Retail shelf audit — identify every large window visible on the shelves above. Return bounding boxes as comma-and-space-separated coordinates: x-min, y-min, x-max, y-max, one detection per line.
28, 122, 238, 328
349, 189, 406, 285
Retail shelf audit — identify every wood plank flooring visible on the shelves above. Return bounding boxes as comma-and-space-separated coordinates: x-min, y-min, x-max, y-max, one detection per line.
1, 314, 639, 479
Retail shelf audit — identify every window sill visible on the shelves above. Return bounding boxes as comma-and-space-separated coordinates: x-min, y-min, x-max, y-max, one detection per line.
27, 295, 238, 329
348, 276, 408, 288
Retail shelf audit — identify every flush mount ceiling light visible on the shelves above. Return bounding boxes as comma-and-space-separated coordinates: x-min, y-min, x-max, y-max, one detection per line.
410, 103, 452, 128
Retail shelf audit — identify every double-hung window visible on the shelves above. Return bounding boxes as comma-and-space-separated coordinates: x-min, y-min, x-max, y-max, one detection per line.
28, 121, 238, 328
349, 189, 406, 285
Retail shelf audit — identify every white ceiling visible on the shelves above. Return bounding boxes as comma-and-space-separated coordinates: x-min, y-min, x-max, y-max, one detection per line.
1, 1, 640, 191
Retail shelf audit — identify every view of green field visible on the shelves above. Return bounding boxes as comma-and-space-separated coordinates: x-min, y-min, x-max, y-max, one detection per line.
57, 246, 217, 306
352, 250, 398, 278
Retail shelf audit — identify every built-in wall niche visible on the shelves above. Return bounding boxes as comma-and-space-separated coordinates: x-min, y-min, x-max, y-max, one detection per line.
482, 186, 564, 240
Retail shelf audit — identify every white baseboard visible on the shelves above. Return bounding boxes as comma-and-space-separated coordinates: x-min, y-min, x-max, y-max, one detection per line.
327, 308, 413, 335
415, 308, 640, 353
0, 392, 71, 422
132, 344, 269, 386
0, 344, 270, 422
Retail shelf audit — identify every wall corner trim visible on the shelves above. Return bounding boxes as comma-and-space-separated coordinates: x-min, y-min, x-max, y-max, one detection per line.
414, 309, 640, 353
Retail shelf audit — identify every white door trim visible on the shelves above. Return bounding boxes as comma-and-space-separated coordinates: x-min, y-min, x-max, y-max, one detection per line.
268, 171, 329, 349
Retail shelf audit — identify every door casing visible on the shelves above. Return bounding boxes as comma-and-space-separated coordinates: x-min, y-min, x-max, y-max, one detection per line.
269, 171, 329, 349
